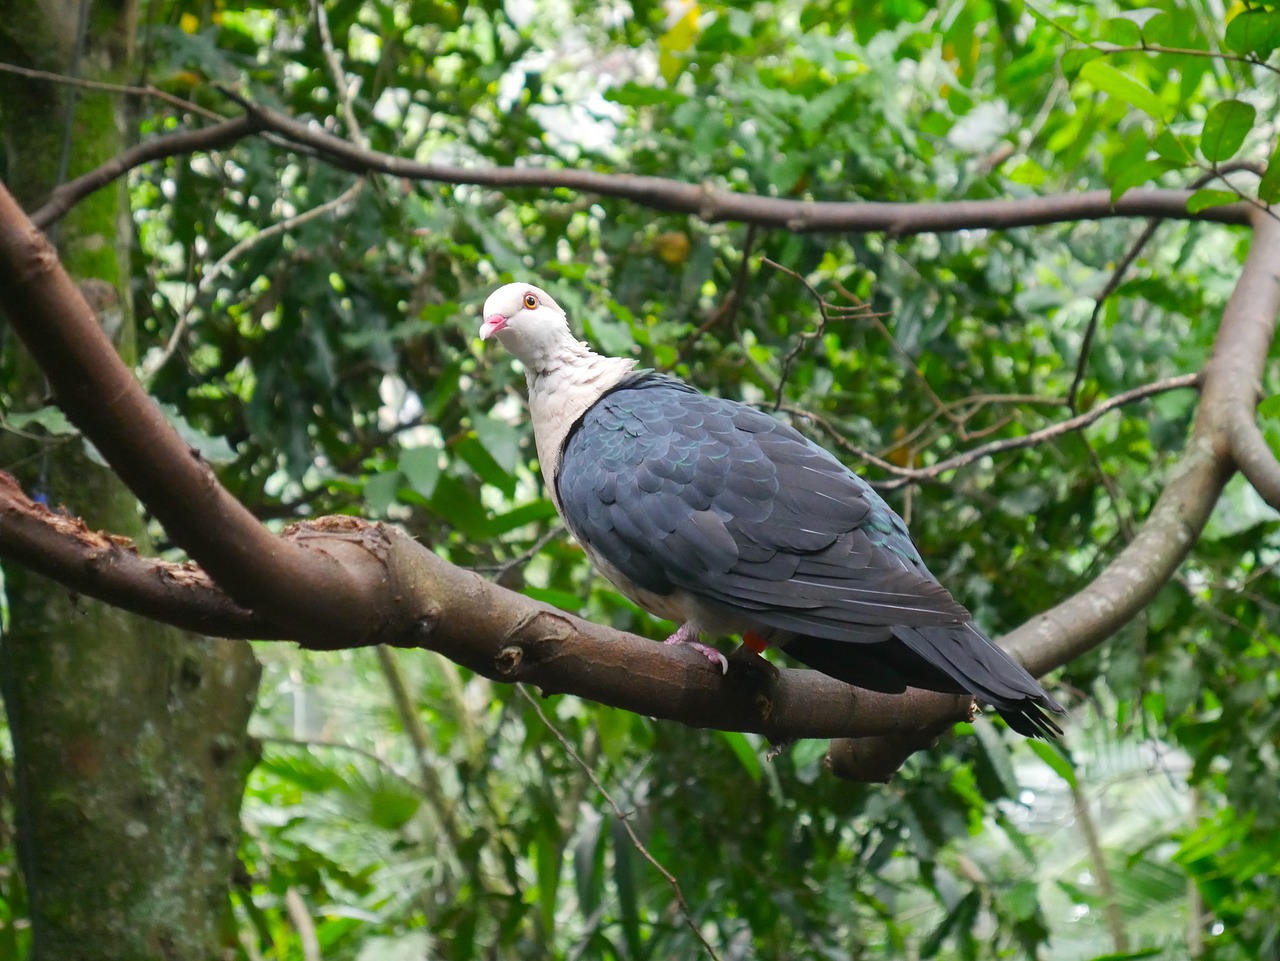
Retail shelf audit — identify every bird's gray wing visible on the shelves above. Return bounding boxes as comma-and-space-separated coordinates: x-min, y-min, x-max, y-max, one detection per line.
555, 374, 971, 640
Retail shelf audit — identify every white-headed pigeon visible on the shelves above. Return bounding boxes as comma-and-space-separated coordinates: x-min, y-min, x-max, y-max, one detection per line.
480, 282, 1065, 737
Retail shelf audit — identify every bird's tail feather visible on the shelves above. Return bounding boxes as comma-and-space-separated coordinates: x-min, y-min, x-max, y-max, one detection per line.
892, 623, 1064, 738
783, 626, 1065, 739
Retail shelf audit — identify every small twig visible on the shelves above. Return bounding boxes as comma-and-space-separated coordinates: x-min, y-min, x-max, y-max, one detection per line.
1174, 573, 1280, 658
1025, 3, 1280, 76
782, 372, 1201, 488
474, 524, 565, 581
828, 277, 966, 430
670, 224, 758, 367
145, 178, 366, 383
1069, 163, 1265, 412
871, 371, 1201, 489
1084, 437, 1136, 540
309, 0, 366, 148
1094, 42, 1280, 77
0, 59, 221, 119
519, 688, 723, 961
761, 258, 882, 411
1068, 218, 1162, 412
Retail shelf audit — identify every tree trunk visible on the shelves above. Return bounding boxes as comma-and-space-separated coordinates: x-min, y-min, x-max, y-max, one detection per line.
0, 2, 261, 958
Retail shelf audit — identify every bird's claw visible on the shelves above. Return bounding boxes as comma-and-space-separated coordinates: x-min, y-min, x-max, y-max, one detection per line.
663, 626, 729, 675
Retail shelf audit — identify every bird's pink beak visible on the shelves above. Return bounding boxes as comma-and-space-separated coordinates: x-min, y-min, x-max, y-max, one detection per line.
479, 313, 507, 341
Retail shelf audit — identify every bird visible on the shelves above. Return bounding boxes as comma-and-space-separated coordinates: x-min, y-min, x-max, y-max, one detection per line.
479, 281, 1065, 737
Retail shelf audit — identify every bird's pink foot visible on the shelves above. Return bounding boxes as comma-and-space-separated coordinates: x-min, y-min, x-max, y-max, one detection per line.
663, 623, 729, 674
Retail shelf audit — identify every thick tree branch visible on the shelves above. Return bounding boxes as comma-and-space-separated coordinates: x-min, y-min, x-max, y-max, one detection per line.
0, 467, 972, 742
0, 471, 266, 636
24, 90, 1251, 236
3, 107, 1276, 778
826, 205, 1280, 779
227, 95, 1250, 234
0, 178, 976, 746
1224, 413, 1280, 511
1, 180, 396, 646
1004, 205, 1280, 675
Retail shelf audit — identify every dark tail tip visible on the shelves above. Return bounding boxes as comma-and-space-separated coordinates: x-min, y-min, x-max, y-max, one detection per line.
995, 698, 1066, 739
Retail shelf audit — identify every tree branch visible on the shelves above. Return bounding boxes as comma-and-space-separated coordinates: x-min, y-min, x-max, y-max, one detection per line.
824, 205, 1280, 779
28, 114, 262, 229
1, 180, 399, 646
0, 59, 222, 120
21, 86, 1253, 236
0, 465, 972, 742
1224, 411, 1280, 511
784, 373, 1202, 488
1004, 205, 1280, 676
3, 109, 1277, 779
222, 94, 1249, 233
0, 471, 266, 637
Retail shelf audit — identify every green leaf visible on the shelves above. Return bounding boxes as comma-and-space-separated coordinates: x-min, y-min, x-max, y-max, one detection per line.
1000, 879, 1040, 921
399, 446, 441, 499
1258, 393, 1280, 418
1143, 11, 1204, 50
472, 414, 522, 474
455, 434, 516, 497
363, 470, 402, 515
6, 406, 78, 435
572, 814, 604, 916
1186, 188, 1239, 213
1109, 157, 1181, 201
921, 889, 980, 958
716, 730, 762, 782
1027, 739, 1078, 789
153, 404, 238, 463
611, 818, 642, 961
972, 716, 1019, 797
521, 585, 584, 611
1225, 9, 1280, 57
1200, 99, 1255, 163
368, 782, 421, 831
487, 500, 558, 536
258, 752, 348, 794
427, 476, 492, 538
1102, 17, 1141, 46
1259, 145, 1280, 204
535, 833, 560, 938
1079, 61, 1169, 120
604, 84, 683, 107
1152, 129, 1193, 162
1061, 47, 1102, 78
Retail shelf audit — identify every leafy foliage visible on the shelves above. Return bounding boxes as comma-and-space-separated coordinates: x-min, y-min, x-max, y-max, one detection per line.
2, 0, 1280, 957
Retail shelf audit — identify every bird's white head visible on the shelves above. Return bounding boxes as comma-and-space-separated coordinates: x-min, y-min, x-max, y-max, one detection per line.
479, 282, 581, 374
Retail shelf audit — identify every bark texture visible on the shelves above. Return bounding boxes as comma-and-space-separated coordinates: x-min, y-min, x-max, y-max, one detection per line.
0, 3, 260, 957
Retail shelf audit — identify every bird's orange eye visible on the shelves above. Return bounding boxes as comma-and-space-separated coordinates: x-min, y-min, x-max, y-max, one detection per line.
523, 293, 539, 310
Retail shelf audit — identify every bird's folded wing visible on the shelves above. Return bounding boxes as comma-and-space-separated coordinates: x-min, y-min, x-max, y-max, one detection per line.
556, 376, 973, 640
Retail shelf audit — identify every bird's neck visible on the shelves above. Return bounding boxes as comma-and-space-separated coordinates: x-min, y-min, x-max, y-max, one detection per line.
525, 345, 636, 502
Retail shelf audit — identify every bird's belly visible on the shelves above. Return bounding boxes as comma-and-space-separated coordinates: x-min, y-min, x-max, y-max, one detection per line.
581, 544, 767, 638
